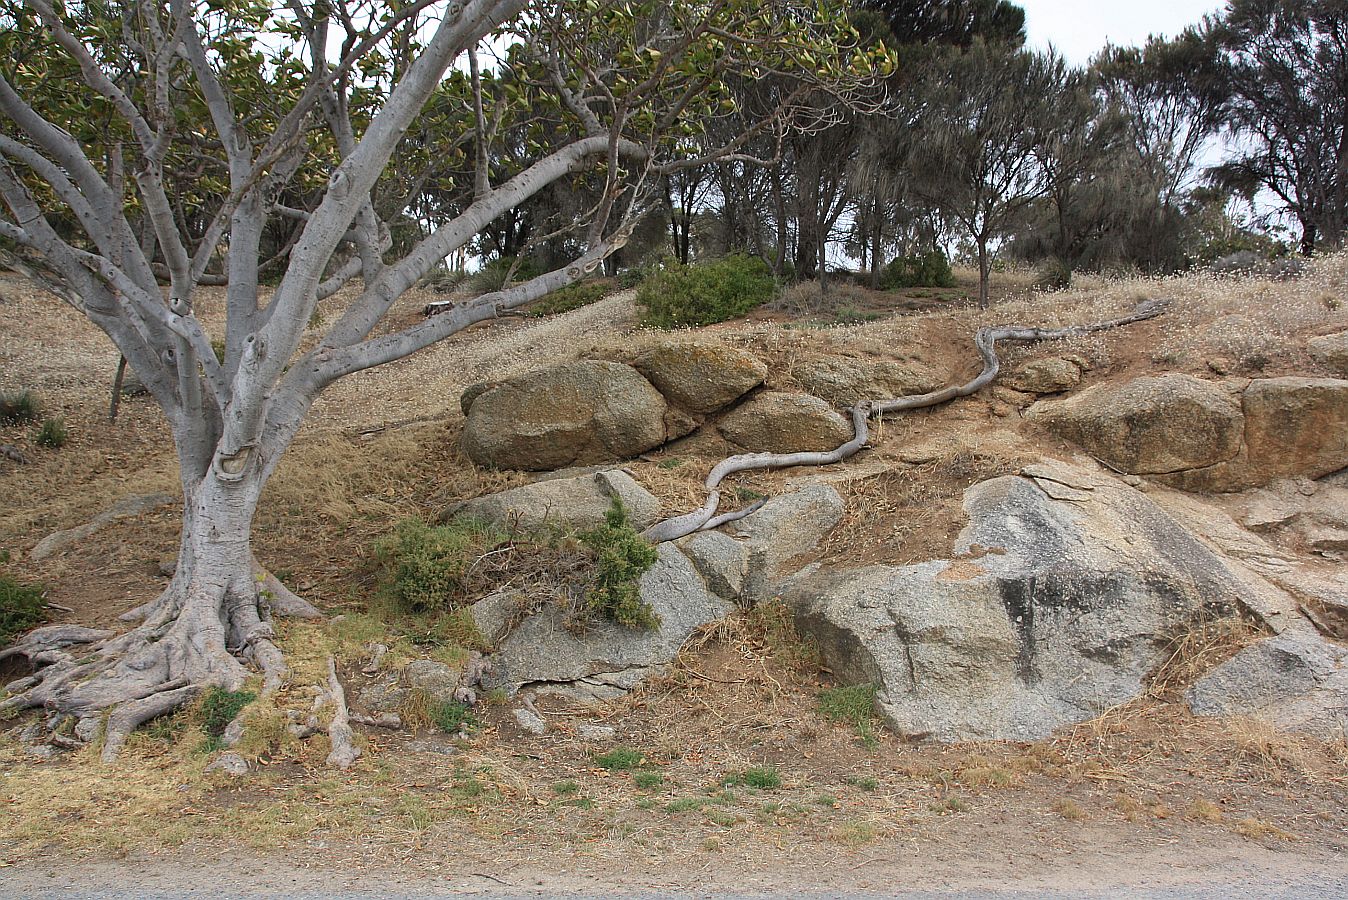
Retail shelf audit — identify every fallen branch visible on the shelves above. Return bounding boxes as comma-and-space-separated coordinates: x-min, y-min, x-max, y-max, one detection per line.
642, 299, 1168, 543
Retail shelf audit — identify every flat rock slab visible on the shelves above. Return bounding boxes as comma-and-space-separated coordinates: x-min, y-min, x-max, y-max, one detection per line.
718, 392, 854, 454
633, 338, 767, 414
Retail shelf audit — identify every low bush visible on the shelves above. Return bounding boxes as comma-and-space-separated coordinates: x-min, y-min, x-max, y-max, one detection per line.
0, 574, 47, 645
528, 279, 609, 317
879, 250, 956, 290
429, 699, 478, 734
578, 499, 660, 629
636, 254, 777, 327
374, 517, 507, 614
0, 390, 40, 425
36, 417, 68, 449
1032, 256, 1073, 291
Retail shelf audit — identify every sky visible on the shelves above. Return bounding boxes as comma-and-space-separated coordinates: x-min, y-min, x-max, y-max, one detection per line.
1018, 0, 1228, 64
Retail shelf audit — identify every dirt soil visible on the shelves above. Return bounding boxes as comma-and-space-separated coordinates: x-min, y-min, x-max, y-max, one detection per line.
2, 259, 1348, 891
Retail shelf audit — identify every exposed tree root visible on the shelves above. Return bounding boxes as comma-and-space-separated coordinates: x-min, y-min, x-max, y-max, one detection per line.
323, 656, 361, 769
643, 300, 1168, 544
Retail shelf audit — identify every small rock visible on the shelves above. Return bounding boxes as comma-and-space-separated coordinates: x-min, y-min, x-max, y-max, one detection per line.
24, 745, 57, 761
447, 469, 662, 531
403, 659, 462, 704
679, 530, 749, 600
157, 555, 178, 577
718, 392, 854, 453
512, 707, 547, 735
1003, 357, 1081, 394
74, 717, 100, 743
575, 723, 616, 741
206, 753, 250, 776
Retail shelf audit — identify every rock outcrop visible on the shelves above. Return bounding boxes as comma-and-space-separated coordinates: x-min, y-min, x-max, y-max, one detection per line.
1026, 374, 1244, 474
633, 338, 767, 414
718, 391, 854, 453
781, 461, 1261, 742
1309, 331, 1348, 375
1003, 357, 1083, 394
1030, 374, 1348, 492
462, 361, 670, 470
446, 469, 662, 532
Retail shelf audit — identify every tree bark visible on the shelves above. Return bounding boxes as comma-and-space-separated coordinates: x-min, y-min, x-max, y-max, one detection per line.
977, 238, 991, 309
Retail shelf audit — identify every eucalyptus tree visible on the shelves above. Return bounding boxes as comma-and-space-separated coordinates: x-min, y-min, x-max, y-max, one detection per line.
0, 0, 885, 757
1203, 0, 1348, 254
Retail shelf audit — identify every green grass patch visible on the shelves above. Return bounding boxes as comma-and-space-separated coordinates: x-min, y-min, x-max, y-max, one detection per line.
633, 771, 664, 790
818, 683, 879, 748
594, 746, 644, 771
0, 575, 47, 646
552, 780, 580, 796
197, 686, 255, 752
722, 766, 781, 790
847, 775, 879, 791
429, 699, 478, 734
665, 797, 704, 814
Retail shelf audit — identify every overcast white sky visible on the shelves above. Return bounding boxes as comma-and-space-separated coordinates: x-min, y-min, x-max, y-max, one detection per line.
1019, 0, 1228, 64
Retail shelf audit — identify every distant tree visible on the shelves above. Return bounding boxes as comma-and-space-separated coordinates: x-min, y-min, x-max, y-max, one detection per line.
860, 0, 1026, 47
905, 43, 1056, 306
1204, 0, 1348, 254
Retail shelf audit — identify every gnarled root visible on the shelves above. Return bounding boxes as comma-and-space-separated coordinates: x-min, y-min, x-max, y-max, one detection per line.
323, 656, 361, 769
644, 300, 1168, 543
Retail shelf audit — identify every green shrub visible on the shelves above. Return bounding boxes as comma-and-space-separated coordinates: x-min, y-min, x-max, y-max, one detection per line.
880, 250, 956, 290
1032, 256, 1072, 291
374, 518, 506, 614
0, 391, 40, 425
429, 699, 478, 733
578, 500, 660, 629
35, 417, 67, 449
0, 575, 47, 645
633, 770, 664, 790
636, 254, 777, 327
528, 280, 609, 317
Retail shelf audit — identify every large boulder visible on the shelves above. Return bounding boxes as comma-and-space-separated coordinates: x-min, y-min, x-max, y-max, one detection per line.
1308, 331, 1348, 375
1240, 377, 1348, 483
718, 391, 854, 453
633, 338, 767, 414
792, 357, 944, 408
1188, 628, 1348, 739
727, 483, 845, 602
781, 461, 1258, 742
1027, 374, 1244, 475
476, 544, 734, 701
446, 469, 662, 532
462, 361, 669, 470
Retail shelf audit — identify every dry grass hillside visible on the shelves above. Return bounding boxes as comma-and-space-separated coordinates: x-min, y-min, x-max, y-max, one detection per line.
1, 258, 1347, 886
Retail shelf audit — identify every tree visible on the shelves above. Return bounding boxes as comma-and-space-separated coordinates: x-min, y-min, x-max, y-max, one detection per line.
860, 0, 1026, 48
1204, 0, 1348, 254
0, 0, 882, 758
904, 43, 1056, 306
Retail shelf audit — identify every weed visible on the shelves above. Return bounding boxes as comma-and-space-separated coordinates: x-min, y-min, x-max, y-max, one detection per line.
847, 775, 879, 792
1112, 793, 1147, 822
814, 794, 839, 807
1185, 799, 1224, 823
834, 821, 878, 847
723, 766, 781, 790
818, 683, 878, 748
637, 254, 777, 327
1235, 817, 1296, 841
197, 686, 255, 752
552, 780, 580, 796
35, 417, 67, 448
929, 796, 970, 814
746, 599, 821, 671
396, 795, 434, 831
704, 808, 739, 827
429, 699, 478, 734
0, 574, 47, 645
594, 746, 644, 771
635, 797, 656, 810
656, 457, 684, 470
0, 390, 40, 424
633, 771, 664, 790
1052, 798, 1087, 821
578, 499, 659, 629
665, 797, 704, 814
